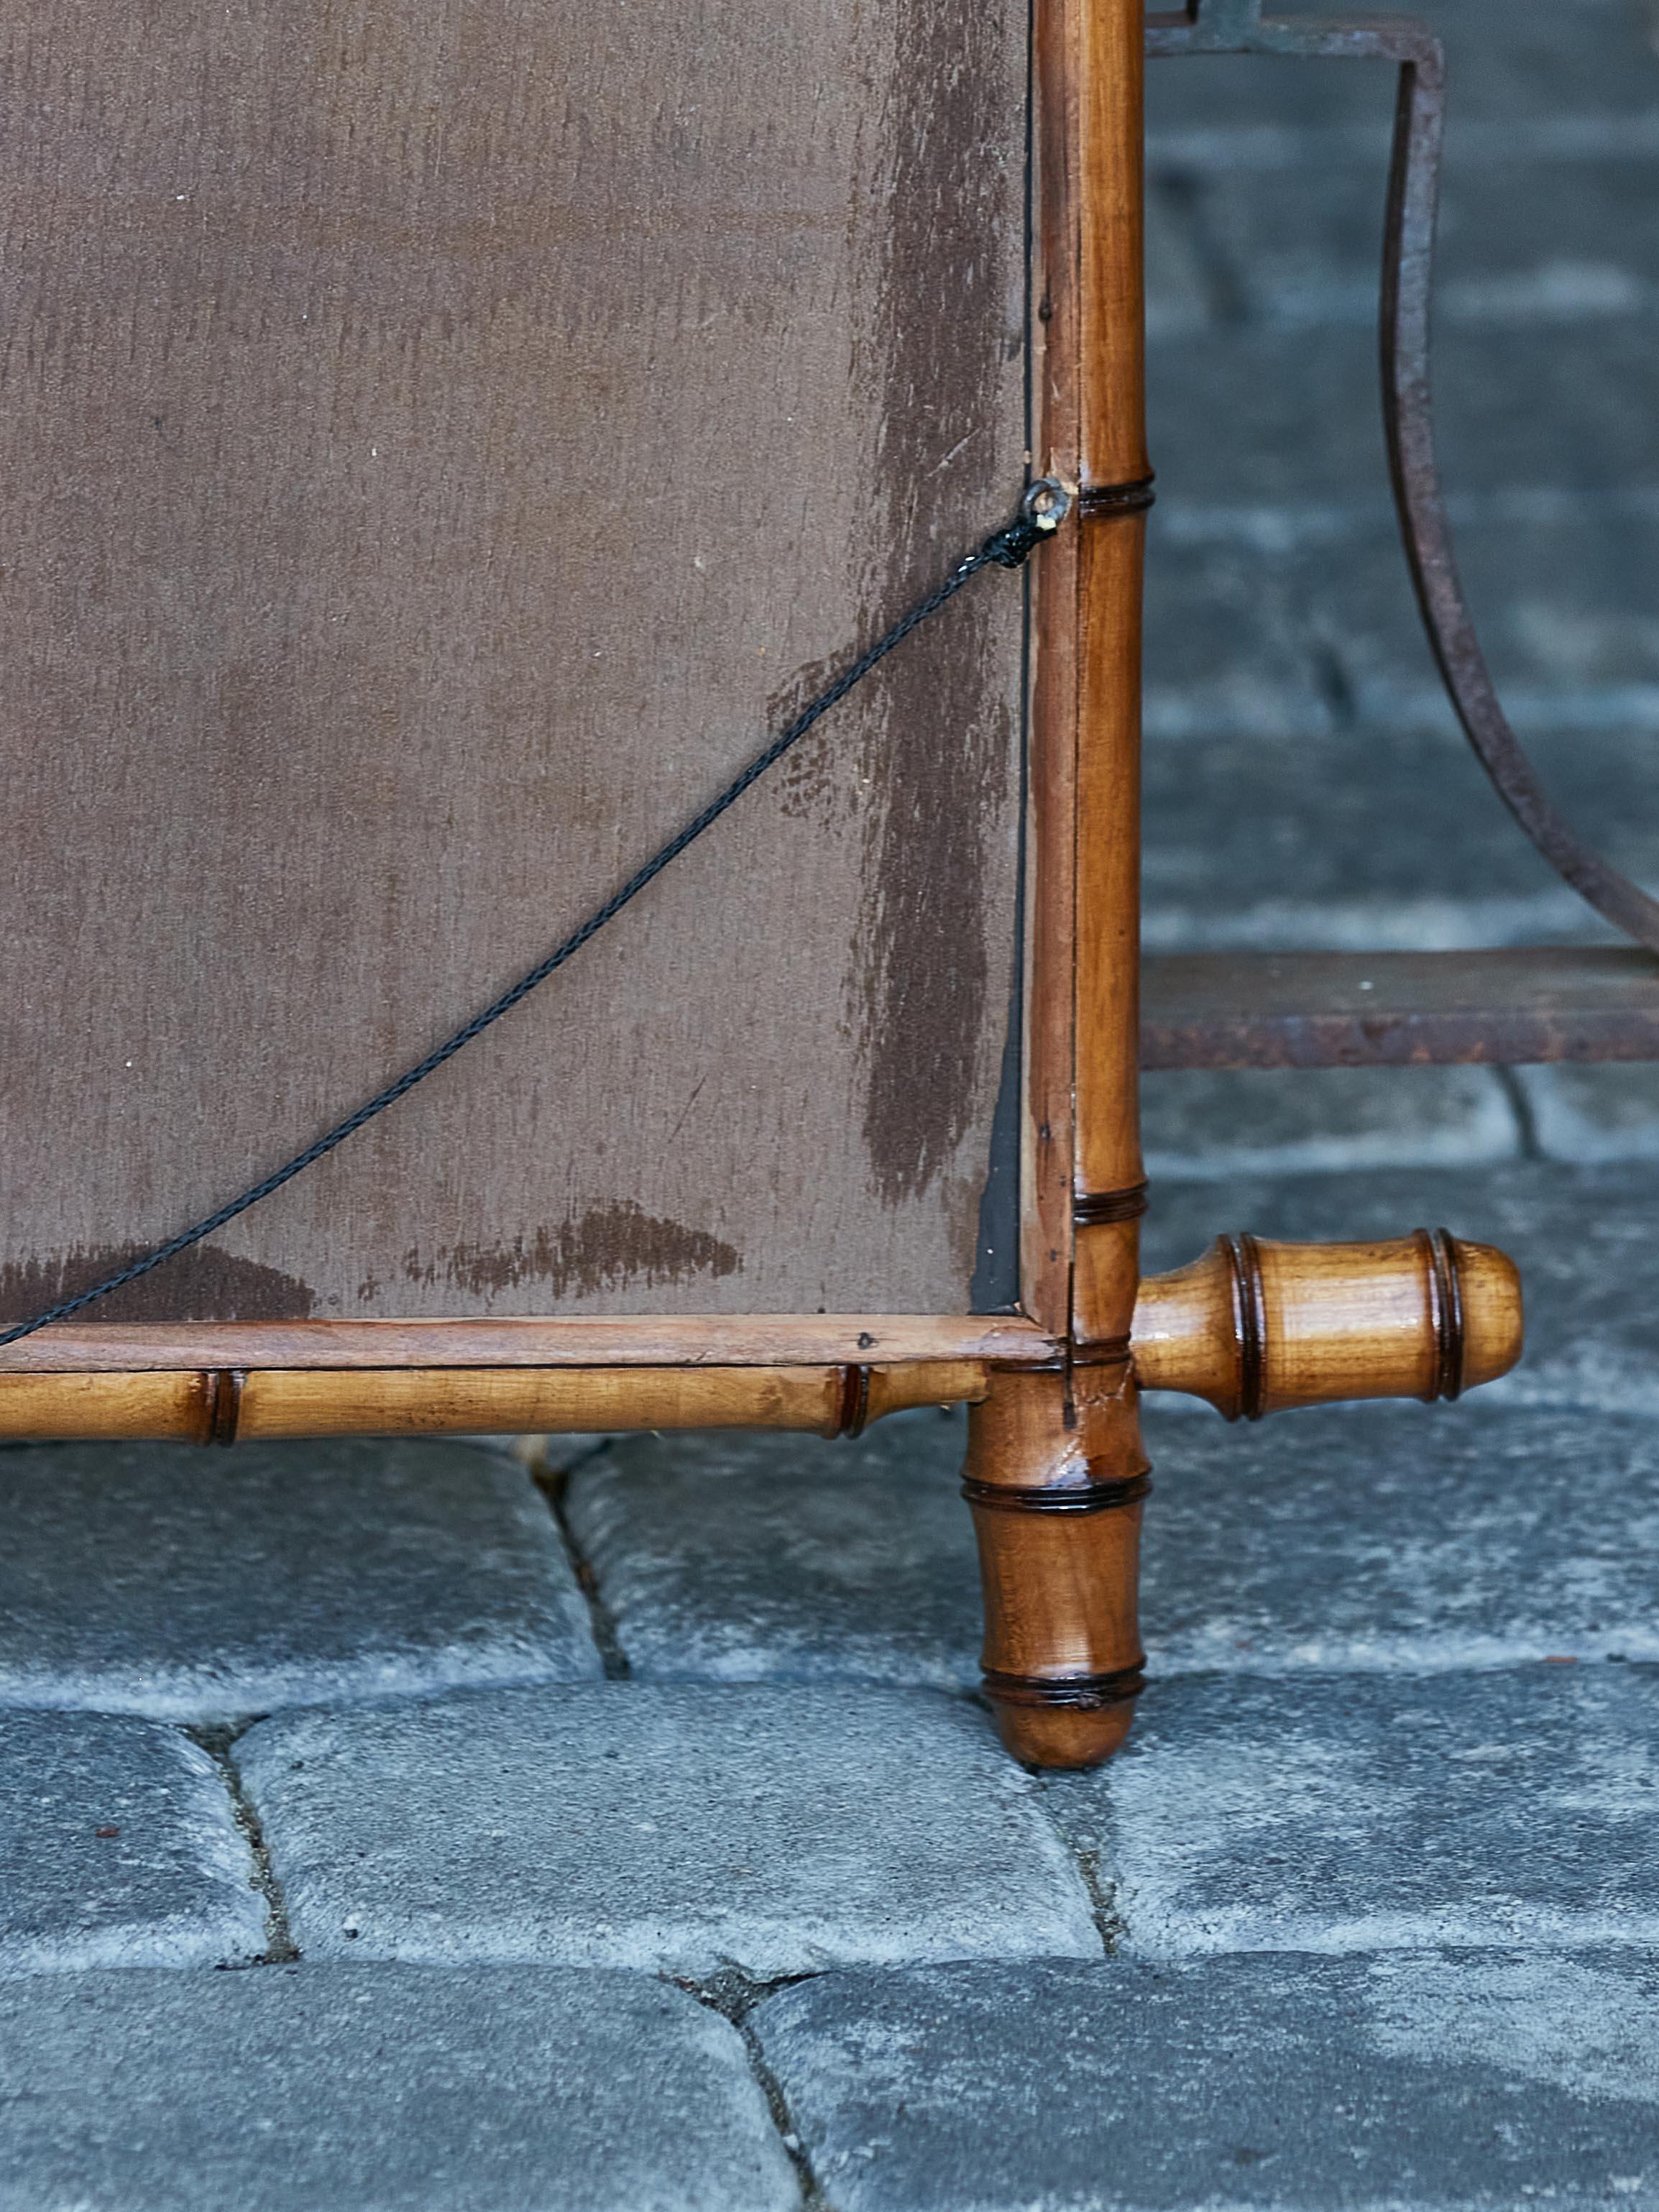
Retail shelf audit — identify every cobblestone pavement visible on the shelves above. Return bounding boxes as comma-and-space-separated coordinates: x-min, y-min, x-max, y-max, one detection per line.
5, 1, 1659, 2205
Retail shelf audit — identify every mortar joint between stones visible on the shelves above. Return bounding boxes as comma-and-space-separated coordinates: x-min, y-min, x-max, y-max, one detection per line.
185, 1718, 300, 1967
671, 1969, 837, 2211
533, 1446, 633, 1680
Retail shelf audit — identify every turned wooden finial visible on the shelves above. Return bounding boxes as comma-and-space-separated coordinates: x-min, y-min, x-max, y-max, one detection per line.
1131, 1229, 1522, 1419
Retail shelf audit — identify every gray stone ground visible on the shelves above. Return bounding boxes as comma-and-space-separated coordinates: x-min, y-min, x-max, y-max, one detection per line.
0, 1968, 798, 2212
4, 1, 1659, 2203
231, 1685, 1098, 1974
0, 1438, 599, 1720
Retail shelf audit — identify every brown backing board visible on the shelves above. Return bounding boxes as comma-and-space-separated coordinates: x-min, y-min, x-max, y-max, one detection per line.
0, 0, 1029, 1326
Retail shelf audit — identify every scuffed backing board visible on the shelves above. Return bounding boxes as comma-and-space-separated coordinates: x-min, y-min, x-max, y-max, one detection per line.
0, 0, 1028, 1325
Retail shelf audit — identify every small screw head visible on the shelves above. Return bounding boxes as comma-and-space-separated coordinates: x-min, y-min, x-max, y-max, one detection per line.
1022, 477, 1072, 533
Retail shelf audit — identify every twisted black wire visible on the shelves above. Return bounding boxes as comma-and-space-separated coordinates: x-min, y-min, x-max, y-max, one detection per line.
0, 487, 1064, 1348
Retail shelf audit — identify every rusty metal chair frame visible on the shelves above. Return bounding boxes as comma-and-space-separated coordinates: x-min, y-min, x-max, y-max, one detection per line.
1144, 0, 1659, 1069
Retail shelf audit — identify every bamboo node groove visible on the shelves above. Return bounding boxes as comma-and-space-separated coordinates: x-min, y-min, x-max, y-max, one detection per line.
0, 1358, 993, 1445
1076, 474, 1157, 516
835, 1364, 873, 1438
980, 1662, 1146, 1711
1072, 1182, 1149, 1227
204, 1369, 244, 1447
961, 1472, 1152, 1513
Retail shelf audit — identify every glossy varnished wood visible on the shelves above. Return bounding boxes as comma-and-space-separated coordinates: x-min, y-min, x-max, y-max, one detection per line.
988, 0, 1153, 1767
0, 1313, 1056, 1376
963, 1362, 1149, 1768
1023, 0, 1086, 1333
0, 1370, 221, 1442
240, 1360, 991, 1440
1070, 0, 1151, 1351
1131, 1232, 1523, 1418
0, 1358, 991, 1444
1070, 495, 1150, 1353
1026, 0, 1152, 1341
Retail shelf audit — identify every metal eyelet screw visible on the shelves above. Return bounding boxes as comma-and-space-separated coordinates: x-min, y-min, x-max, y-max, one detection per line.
1021, 477, 1072, 533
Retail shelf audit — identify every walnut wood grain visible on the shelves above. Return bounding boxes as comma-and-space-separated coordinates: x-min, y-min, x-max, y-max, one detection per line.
1131, 1231, 1523, 1418
963, 1362, 1149, 1768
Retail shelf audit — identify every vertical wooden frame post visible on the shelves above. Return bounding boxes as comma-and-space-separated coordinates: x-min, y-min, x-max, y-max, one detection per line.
972, 0, 1151, 1767
1072, 0, 1151, 1347
1021, 0, 1149, 1334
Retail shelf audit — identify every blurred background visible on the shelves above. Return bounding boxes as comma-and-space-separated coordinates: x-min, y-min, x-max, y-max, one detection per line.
1139, 0, 1659, 1183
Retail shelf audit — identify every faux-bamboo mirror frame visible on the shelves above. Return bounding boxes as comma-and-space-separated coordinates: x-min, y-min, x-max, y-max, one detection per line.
0, 0, 1527, 1766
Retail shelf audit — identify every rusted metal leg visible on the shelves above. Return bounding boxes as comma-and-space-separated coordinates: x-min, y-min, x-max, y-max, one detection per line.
964, 1362, 1148, 1769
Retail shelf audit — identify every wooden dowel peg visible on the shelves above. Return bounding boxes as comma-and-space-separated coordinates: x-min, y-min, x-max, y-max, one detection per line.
1131, 1229, 1522, 1418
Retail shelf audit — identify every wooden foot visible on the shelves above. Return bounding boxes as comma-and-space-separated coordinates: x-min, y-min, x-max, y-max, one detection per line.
964, 1362, 1149, 1769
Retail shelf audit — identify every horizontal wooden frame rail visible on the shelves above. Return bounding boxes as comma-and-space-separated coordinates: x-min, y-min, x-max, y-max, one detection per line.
0, 1357, 1001, 1446
0, 1315, 1056, 1377
0, 1230, 1522, 1440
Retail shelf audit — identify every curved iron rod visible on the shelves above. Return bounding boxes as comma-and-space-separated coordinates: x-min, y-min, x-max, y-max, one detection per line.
1148, 4, 1659, 953
1379, 43, 1659, 951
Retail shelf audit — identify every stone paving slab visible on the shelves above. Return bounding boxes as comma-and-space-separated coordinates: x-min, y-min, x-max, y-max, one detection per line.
0, 1709, 264, 1976
0, 1964, 798, 2212
556, 1392, 1659, 1692
1147, 47, 1397, 150
1342, 512, 1659, 705
1141, 538, 1329, 739
1141, 1064, 1520, 1178
1141, 724, 1535, 917
1144, 183, 1213, 344
1044, 1666, 1659, 1957
1182, 159, 1659, 333
1141, 1397, 1659, 1672
1140, 725, 1643, 950
1149, 321, 1659, 509
0, 1437, 599, 1720
234, 1684, 1098, 1975
1515, 1065, 1659, 1165
753, 1952, 1659, 2212
565, 1415, 980, 1686
1297, 515, 1659, 732
1143, 1160, 1659, 1415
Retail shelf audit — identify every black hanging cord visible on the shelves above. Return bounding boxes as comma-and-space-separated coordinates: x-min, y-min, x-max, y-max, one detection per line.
1, 479, 1072, 1349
